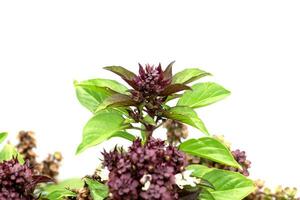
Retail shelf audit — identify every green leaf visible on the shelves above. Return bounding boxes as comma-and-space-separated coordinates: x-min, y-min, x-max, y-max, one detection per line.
165, 94, 182, 102
164, 106, 209, 135
109, 131, 136, 141
95, 93, 137, 112
76, 110, 129, 154
0, 132, 8, 144
46, 190, 76, 200
74, 79, 128, 113
187, 165, 255, 200
199, 189, 216, 200
172, 68, 211, 84
198, 179, 215, 190
85, 178, 109, 200
0, 143, 24, 164
42, 178, 84, 200
179, 137, 241, 168
177, 82, 230, 108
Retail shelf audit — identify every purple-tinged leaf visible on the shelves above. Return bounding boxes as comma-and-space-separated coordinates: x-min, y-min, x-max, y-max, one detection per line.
104, 66, 136, 80
96, 93, 137, 112
32, 175, 54, 185
164, 60, 175, 80
178, 190, 200, 200
104, 66, 138, 89
159, 84, 191, 96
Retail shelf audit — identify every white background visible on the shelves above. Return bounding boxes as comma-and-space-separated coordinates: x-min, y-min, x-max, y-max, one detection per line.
0, 0, 300, 190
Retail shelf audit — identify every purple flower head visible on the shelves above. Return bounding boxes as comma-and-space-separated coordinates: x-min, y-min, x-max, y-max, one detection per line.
0, 158, 52, 200
102, 137, 187, 200
231, 149, 251, 176
133, 63, 171, 94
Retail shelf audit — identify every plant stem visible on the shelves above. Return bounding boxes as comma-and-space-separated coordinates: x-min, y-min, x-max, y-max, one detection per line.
145, 125, 155, 143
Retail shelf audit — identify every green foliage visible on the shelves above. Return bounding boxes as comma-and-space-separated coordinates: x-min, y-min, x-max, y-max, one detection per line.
73, 65, 252, 200
164, 106, 209, 135
76, 110, 131, 154
85, 178, 109, 200
74, 79, 128, 113
172, 68, 211, 84
108, 131, 136, 142
42, 178, 84, 200
0, 132, 8, 144
0, 143, 24, 164
187, 165, 255, 200
177, 82, 231, 108
179, 137, 241, 168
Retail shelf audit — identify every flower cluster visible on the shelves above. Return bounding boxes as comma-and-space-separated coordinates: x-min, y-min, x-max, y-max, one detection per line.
133, 63, 171, 95
16, 130, 62, 180
102, 137, 187, 200
163, 119, 189, 145
36, 152, 62, 179
230, 149, 251, 176
0, 159, 52, 200
245, 180, 300, 200
16, 131, 38, 168
104, 62, 189, 120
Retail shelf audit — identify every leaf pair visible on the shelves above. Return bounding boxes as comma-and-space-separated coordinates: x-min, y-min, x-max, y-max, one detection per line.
178, 137, 255, 199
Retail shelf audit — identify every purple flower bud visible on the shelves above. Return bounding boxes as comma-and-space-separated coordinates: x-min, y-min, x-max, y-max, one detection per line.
133, 63, 171, 95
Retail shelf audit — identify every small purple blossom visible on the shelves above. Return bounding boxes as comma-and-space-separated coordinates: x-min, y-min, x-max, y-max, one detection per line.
231, 149, 251, 176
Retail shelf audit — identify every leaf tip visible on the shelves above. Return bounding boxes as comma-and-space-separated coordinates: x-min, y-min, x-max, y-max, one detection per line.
73, 80, 79, 87
75, 144, 84, 155
103, 66, 111, 70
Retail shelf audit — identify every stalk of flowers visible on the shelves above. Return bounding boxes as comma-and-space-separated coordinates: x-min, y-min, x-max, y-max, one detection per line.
101, 137, 189, 200
16, 130, 63, 180
104, 62, 190, 141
